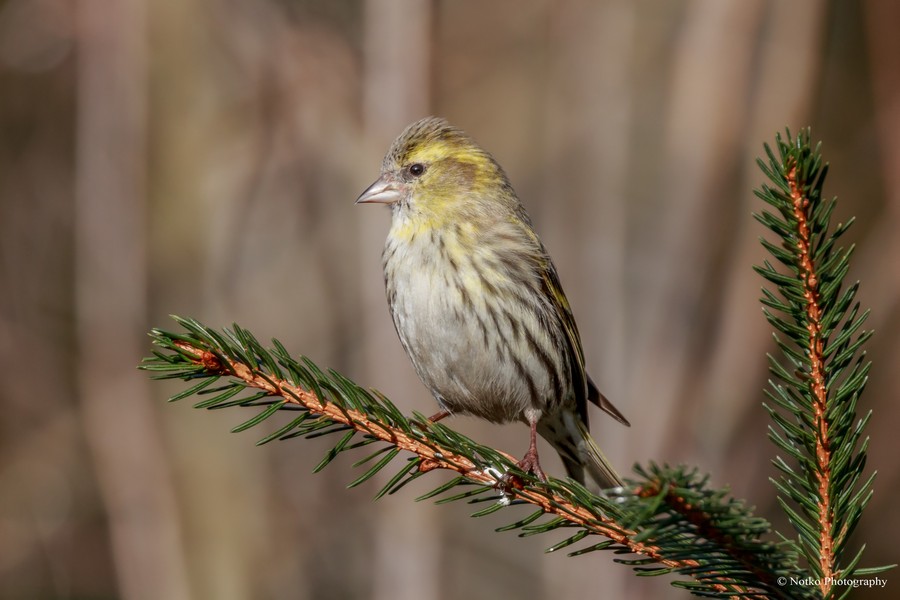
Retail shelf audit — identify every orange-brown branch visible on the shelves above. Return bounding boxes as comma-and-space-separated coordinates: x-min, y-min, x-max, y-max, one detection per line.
787, 164, 834, 594
173, 340, 744, 595
637, 483, 783, 598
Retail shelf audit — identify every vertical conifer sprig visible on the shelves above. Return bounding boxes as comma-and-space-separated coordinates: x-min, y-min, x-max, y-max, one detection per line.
753, 130, 888, 598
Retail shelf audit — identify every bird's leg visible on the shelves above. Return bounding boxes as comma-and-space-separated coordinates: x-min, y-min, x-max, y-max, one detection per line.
516, 420, 547, 482
428, 409, 451, 423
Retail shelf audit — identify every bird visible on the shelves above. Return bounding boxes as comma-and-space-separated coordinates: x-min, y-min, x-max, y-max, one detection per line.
356, 116, 629, 489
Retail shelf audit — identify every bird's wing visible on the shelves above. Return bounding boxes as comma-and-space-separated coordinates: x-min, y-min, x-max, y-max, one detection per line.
511, 207, 629, 427
537, 253, 592, 423
530, 230, 630, 427
587, 375, 631, 426
542, 259, 631, 426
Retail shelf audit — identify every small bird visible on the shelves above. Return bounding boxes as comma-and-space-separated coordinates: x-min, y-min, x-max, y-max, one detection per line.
357, 117, 629, 489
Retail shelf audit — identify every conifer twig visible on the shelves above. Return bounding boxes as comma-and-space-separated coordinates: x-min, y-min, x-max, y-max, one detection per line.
144, 313, 812, 598
785, 162, 834, 594
170, 339, 717, 580
753, 129, 894, 597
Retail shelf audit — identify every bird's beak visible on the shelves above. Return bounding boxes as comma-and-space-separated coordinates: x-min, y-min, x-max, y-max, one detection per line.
356, 174, 402, 205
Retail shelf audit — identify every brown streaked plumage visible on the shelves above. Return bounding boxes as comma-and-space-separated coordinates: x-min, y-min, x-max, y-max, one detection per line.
357, 117, 629, 489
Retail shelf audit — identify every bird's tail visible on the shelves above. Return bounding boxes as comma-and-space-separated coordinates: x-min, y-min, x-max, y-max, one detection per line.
538, 410, 623, 491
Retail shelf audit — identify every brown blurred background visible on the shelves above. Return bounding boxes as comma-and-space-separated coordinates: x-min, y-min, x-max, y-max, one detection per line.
1, 0, 898, 598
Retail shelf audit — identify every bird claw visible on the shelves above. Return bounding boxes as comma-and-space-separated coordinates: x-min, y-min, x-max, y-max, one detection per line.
515, 445, 547, 482
490, 452, 547, 493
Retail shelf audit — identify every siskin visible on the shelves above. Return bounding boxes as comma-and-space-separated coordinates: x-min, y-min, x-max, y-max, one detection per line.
357, 117, 629, 489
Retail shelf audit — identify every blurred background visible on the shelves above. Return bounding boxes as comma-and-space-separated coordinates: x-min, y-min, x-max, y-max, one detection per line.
1, 0, 898, 598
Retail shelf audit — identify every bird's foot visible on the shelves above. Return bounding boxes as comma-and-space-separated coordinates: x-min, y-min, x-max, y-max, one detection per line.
515, 445, 547, 482
505, 420, 548, 485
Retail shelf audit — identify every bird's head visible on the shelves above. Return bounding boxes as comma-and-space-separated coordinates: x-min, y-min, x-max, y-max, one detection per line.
356, 117, 512, 220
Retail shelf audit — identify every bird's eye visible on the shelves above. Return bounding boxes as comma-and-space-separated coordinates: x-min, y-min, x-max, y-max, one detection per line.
408, 163, 425, 177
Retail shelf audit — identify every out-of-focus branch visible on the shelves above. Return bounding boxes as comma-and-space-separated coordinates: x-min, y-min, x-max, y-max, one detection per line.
361, 3, 436, 600
74, 2, 189, 599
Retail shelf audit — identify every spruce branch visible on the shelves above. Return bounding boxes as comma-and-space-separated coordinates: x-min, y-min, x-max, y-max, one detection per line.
142, 317, 809, 598
753, 129, 893, 598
